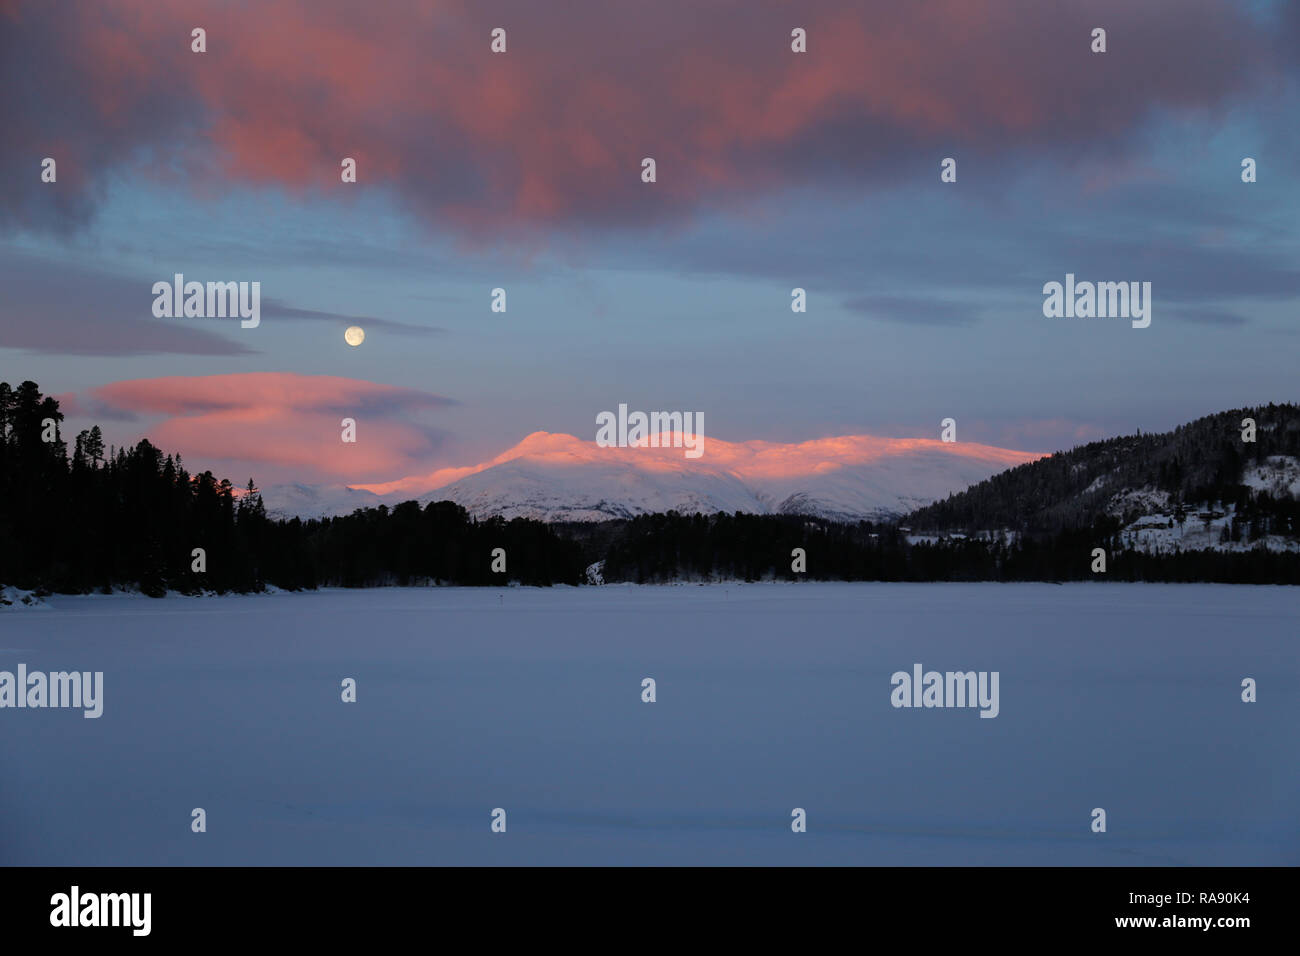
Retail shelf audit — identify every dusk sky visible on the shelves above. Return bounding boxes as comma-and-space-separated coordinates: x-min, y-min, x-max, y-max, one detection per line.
2, 0, 1297, 489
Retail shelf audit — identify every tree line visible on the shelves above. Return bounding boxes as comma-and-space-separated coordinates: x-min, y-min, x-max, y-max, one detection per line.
0, 381, 584, 595
2, 382, 1296, 595
597, 511, 1300, 585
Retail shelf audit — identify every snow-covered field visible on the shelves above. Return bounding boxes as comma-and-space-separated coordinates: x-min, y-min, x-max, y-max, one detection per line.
1, 583, 1295, 866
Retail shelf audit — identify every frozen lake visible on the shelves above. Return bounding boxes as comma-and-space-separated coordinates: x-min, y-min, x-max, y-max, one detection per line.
1, 583, 1296, 865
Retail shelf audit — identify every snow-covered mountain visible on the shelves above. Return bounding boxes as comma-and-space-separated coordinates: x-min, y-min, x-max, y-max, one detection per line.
261, 431, 1042, 522
259, 481, 386, 518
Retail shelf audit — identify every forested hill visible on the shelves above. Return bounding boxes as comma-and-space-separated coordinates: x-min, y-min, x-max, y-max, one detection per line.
906, 404, 1300, 534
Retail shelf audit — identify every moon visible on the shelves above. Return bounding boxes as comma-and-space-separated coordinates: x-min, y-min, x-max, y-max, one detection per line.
344, 326, 365, 347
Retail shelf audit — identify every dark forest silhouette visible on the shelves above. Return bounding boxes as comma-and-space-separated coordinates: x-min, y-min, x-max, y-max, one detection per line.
0, 381, 585, 594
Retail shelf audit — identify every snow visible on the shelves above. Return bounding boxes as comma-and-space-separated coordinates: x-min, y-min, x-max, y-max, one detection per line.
1106, 487, 1172, 518
1, 583, 1294, 865
1241, 455, 1300, 498
1082, 474, 1108, 495
425, 458, 768, 522
1117, 501, 1300, 554
0, 585, 48, 610
259, 481, 385, 520
261, 433, 1038, 522
1103, 459, 1300, 554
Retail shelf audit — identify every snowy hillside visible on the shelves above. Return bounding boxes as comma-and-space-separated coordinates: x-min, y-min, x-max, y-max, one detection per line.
1241, 455, 1300, 498
261, 431, 1041, 522
910, 447, 1300, 555
1116, 507, 1300, 554
906, 406, 1300, 553
1112, 456, 1300, 554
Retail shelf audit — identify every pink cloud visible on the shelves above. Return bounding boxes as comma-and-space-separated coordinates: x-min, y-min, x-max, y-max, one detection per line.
1, 0, 1274, 234
86, 373, 454, 482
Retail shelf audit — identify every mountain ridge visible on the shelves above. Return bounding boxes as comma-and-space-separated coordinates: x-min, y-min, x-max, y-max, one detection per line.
260, 430, 1043, 522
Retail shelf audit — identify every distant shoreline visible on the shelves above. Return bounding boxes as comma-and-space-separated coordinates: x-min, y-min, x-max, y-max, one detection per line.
6, 578, 1295, 614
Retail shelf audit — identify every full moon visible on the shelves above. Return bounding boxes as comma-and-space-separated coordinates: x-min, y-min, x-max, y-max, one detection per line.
344, 326, 365, 347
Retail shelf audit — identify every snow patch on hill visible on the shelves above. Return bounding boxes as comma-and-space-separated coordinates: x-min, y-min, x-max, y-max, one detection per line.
1241, 455, 1300, 497
0, 585, 49, 609
1118, 506, 1299, 554
1111, 458, 1300, 554
1106, 487, 1172, 517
